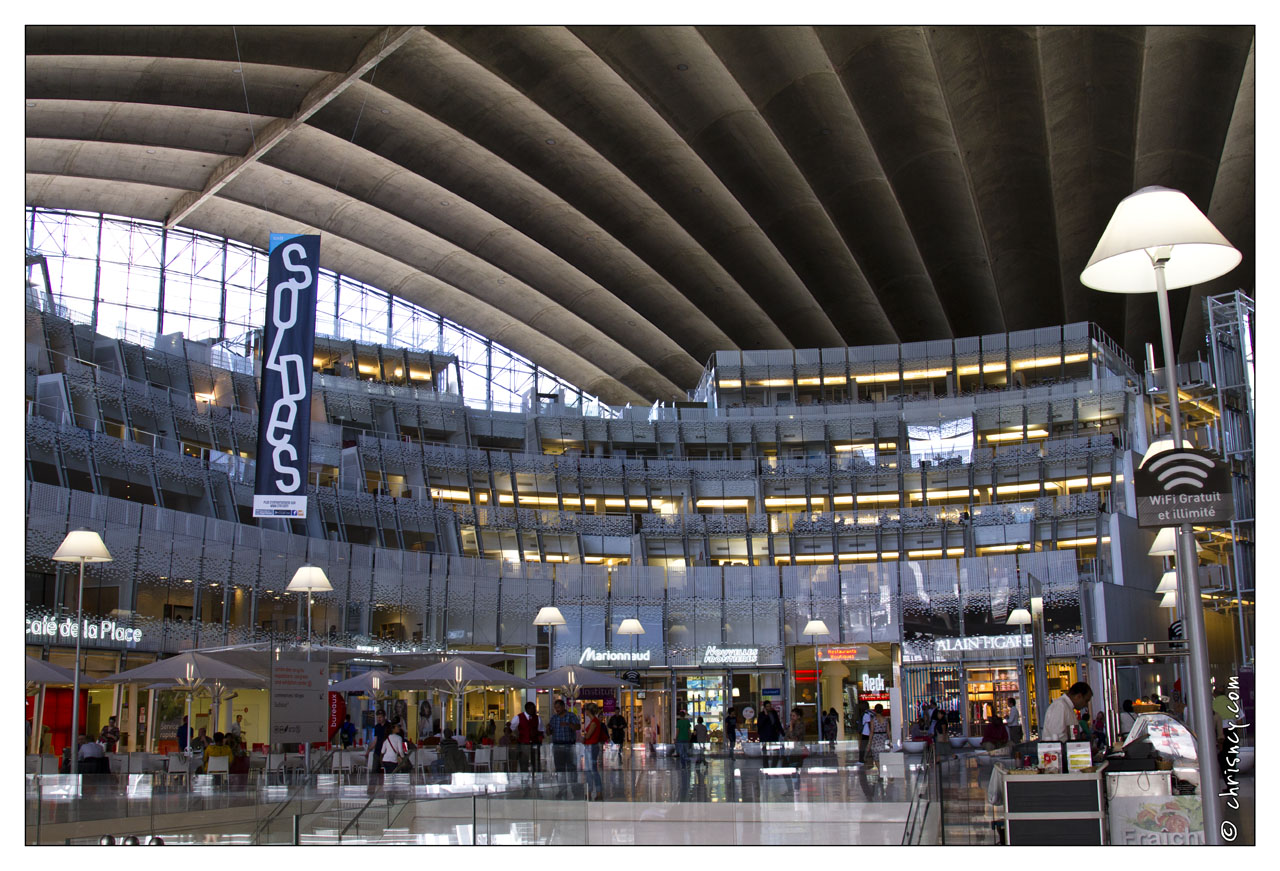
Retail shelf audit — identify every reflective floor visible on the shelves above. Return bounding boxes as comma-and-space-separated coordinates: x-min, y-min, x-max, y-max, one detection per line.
29, 744, 1255, 846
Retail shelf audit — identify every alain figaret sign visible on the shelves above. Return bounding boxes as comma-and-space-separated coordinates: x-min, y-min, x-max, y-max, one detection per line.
253, 234, 320, 519
1134, 447, 1233, 528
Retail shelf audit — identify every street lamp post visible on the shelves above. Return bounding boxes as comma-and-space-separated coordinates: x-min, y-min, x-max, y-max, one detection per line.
1082, 185, 1241, 845
52, 529, 113, 778
802, 620, 830, 748
286, 565, 333, 662
616, 617, 645, 764
287, 565, 331, 775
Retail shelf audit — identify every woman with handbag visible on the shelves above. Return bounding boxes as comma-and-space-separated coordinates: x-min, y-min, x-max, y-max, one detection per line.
381, 722, 408, 774
867, 704, 889, 770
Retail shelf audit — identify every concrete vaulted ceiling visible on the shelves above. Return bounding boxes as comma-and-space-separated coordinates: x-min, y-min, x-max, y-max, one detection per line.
25, 25, 1255, 405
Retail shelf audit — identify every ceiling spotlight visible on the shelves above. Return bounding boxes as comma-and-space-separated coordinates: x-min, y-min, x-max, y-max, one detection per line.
26, 101, 36, 107
381, 108, 390, 114
545, 138, 556, 145
146, 149, 156, 154
676, 63, 689, 71
440, 200, 450, 206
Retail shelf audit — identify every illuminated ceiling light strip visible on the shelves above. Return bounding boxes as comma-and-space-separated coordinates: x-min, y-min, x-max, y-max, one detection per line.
717, 379, 742, 389
977, 543, 1030, 553
764, 497, 824, 507
855, 493, 899, 504
796, 377, 821, 386
696, 499, 751, 509
984, 429, 1049, 442
823, 376, 848, 385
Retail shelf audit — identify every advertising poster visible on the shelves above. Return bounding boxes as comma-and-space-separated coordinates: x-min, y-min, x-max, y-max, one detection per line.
253, 233, 320, 518
1109, 796, 1205, 845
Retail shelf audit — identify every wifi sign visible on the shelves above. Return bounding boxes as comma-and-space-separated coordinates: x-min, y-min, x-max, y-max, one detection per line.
1134, 447, 1233, 528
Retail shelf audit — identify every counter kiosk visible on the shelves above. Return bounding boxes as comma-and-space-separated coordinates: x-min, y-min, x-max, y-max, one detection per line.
1001, 764, 1107, 844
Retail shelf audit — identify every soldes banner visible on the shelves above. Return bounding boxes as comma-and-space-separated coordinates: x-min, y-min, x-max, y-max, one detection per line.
253, 233, 320, 518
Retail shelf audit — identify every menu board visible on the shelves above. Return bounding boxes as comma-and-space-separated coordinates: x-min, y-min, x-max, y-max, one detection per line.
1066, 741, 1092, 772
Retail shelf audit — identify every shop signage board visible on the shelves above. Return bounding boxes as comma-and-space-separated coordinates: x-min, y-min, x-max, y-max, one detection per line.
271, 659, 327, 744
761, 688, 781, 697
1134, 447, 1233, 528
935, 635, 1032, 655
253, 233, 320, 519
702, 645, 760, 665
579, 647, 651, 666
26, 615, 142, 645
818, 645, 868, 661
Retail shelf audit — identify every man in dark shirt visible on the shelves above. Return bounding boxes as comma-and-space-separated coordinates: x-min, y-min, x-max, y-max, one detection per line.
177, 715, 190, 753
607, 711, 627, 752
757, 701, 783, 768
339, 714, 358, 748
724, 707, 739, 757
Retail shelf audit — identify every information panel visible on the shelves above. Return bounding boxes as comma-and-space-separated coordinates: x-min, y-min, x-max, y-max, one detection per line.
270, 659, 327, 744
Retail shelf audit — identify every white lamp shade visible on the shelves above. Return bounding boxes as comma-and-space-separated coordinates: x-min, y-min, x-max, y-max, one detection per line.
1159, 591, 1179, 609
1030, 596, 1044, 618
1149, 527, 1206, 557
801, 619, 830, 637
1155, 571, 1178, 594
732, 687, 741, 697
533, 606, 566, 626
1006, 608, 1032, 626
52, 529, 113, 562
1080, 186, 1241, 292
1140, 437, 1195, 469
616, 618, 645, 635
286, 565, 333, 592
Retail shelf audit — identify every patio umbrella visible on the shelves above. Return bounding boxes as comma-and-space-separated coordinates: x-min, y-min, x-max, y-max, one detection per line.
328, 669, 397, 695
103, 652, 266, 758
530, 664, 635, 701
26, 657, 97, 754
388, 657, 531, 733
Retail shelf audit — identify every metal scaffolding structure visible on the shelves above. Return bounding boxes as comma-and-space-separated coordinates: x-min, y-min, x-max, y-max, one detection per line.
1204, 291, 1255, 668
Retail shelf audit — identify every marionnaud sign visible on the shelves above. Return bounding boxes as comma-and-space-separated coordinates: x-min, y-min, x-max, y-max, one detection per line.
579, 647, 651, 666
253, 233, 321, 519
1134, 447, 1233, 528
935, 635, 1032, 654
702, 645, 760, 665
27, 616, 141, 644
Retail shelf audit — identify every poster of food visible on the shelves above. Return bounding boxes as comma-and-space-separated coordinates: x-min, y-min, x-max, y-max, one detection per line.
1037, 743, 1062, 773
1109, 796, 1204, 845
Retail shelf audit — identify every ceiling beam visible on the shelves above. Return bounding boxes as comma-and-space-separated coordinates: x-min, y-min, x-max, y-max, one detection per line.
165, 25, 420, 229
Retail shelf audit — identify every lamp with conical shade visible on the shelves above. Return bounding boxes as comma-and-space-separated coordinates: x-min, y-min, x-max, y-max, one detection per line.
533, 606, 566, 675
1080, 186, 1241, 293
1159, 591, 1179, 609
1006, 608, 1032, 626
801, 619, 830, 740
1082, 185, 1239, 844
1156, 572, 1178, 595
1140, 437, 1195, 469
1149, 527, 1205, 557
616, 618, 645, 635
52, 529, 113, 775
287, 565, 331, 659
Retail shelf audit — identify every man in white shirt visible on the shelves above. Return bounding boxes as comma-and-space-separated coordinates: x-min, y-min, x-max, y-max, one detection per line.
859, 707, 873, 763
229, 714, 244, 738
1005, 698, 1022, 744
1040, 682, 1092, 742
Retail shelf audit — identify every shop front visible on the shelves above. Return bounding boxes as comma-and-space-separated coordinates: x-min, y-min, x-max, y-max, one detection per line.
902, 633, 1082, 737
789, 643, 897, 740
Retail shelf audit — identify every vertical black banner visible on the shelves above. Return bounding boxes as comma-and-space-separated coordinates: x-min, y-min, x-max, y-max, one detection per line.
253, 234, 320, 518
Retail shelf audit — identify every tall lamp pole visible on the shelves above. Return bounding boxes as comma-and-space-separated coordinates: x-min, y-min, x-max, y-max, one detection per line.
287, 565, 332, 662
802, 620, 830, 746
617, 617, 645, 763
53, 529, 113, 777
1082, 185, 1241, 845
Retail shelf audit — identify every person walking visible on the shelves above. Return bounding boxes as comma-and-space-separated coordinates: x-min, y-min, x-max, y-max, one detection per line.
859, 702, 872, 764
693, 716, 709, 766
786, 707, 806, 769
547, 699, 580, 796
643, 716, 658, 758
723, 706, 738, 757
581, 703, 606, 800
1005, 698, 1022, 745
674, 709, 693, 769
511, 701, 543, 774
229, 714, 244, 739
866, 704, 888, 770
380, 722, 408, 775
339, 714, 357, 748
757, 700, 783, 768
823, 708, 839, 752
177, 715, 190, 754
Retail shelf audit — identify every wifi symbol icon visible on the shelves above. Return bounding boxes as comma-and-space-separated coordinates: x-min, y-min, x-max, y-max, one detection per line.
1145, 451, 1216, 492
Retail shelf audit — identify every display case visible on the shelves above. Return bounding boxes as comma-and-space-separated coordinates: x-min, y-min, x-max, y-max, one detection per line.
965, 666, 1020, 735
1002, 766, 1106, 844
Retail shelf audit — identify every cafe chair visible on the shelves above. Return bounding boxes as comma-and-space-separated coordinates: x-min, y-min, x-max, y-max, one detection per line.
206, 754, 230, 785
